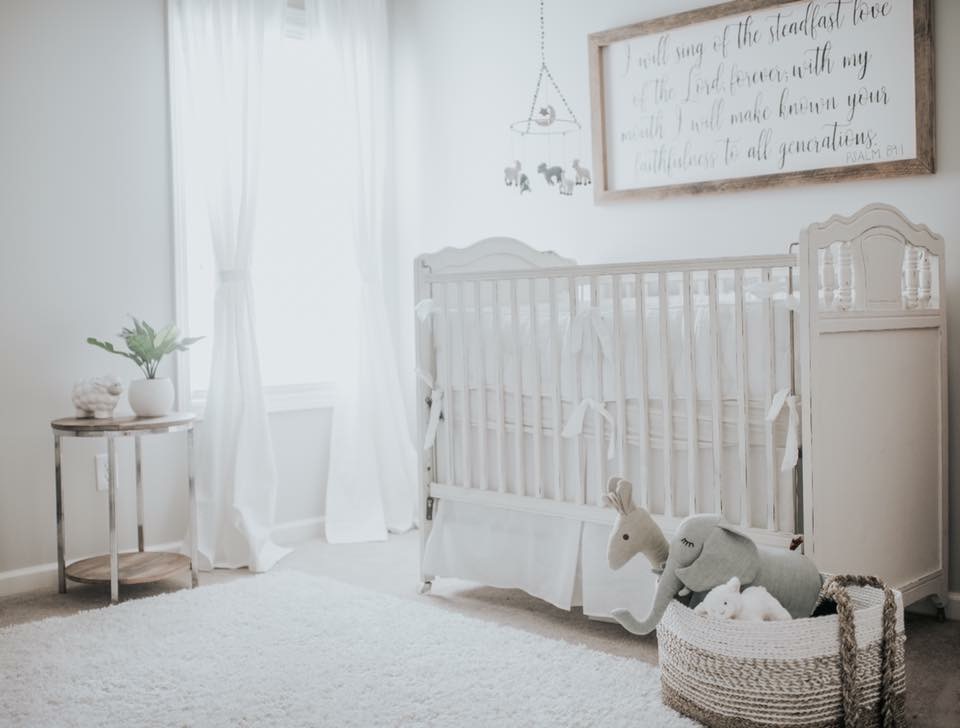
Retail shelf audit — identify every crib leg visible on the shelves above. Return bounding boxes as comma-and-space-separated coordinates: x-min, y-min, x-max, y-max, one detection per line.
931, 594, 947, 622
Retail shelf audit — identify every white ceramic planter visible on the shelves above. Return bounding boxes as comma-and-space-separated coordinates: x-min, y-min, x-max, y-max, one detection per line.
128, 377, 175, 417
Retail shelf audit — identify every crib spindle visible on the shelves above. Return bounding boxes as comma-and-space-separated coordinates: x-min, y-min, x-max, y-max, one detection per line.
707, 272, 723, 516
590, 275, 606, 503
569, 276, 585, 505
734, 269, 749, 528
918, 250, 932, 309
635, 273, 652, 510
835, 241, 853, 311
820, 245, 836, 310
550, 277, 563, 500
658, 272, 674, 518
612, 275, 627, 477
510, 280, 525, 495
458, 281, 472, 489
474, 281, 488, 491
441, 283, 456, 486
492, 282, 507, 493
683, 271, 698, 517
529, 278, 543, 497
762, 268, 777, 531
903, 245, 920, 309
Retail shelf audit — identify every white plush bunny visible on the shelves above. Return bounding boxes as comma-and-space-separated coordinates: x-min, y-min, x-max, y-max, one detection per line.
694, 576, 792, 622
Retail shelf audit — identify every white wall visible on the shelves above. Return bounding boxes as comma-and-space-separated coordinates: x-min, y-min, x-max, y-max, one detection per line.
389, 0, 960, 591
0, 0, 328, 593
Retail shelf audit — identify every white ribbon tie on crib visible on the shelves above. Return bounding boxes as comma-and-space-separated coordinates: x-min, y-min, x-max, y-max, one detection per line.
766, 387, 800, 472
415, 298, 442, 323
417, 368, 444, 451
562, 398, 616, 460
564, 307, 614, 361
744, 280, 800, 310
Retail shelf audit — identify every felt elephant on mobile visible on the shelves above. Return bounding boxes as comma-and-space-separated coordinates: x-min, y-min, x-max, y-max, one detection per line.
602, 477, 822, 636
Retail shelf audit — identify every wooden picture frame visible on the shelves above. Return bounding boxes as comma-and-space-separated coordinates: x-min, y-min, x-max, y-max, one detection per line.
588, 0, 935, 200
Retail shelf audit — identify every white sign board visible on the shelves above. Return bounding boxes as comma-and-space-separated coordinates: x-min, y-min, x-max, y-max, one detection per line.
588, 0, 934, 199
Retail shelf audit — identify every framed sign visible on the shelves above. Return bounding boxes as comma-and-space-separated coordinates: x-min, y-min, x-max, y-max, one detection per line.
588, 0, 934, 200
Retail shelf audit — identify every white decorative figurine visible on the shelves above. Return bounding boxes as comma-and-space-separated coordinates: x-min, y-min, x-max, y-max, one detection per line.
694, 577, 792, 622
72, 375, 124, 419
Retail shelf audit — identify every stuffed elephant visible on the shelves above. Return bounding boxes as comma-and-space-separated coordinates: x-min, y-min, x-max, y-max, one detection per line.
603, 477, 822, 636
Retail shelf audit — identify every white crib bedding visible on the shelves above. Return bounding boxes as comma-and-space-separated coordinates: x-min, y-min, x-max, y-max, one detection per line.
431, 290, 796, 403
421, 499, 661, 616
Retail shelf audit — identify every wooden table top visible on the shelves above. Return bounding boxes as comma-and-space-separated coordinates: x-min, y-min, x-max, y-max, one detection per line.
51, 412, 196, 433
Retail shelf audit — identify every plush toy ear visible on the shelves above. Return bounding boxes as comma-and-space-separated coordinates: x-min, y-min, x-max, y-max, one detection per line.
615, 480, 635, 514
675, 525, 760, 594
605, 476, 621, 496
726, 576, 741, 592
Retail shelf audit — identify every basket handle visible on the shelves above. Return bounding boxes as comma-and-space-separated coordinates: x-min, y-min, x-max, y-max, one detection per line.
818, 575, 902, 728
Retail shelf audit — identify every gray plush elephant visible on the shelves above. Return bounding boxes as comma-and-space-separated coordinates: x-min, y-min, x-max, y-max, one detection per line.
603, 477, 822, 636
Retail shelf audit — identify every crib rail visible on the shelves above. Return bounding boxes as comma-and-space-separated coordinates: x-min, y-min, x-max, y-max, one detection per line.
416, 241, 800, 552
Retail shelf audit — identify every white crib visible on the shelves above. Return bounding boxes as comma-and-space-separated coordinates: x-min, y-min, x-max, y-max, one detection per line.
414, 204, 949, 619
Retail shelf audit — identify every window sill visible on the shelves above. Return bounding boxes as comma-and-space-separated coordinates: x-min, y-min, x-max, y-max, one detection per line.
190, 382, 337, 415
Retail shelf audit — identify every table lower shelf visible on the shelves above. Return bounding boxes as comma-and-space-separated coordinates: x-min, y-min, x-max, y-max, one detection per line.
65, 551, 191, 586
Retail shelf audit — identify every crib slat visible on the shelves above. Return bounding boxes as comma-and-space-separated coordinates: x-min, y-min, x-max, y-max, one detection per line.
441, 283, 456, 485
763, 268, 777, 531
492, 281, 507, 493
570, 276, 585, 505
590, 275, 605, 503
458, 281, 472, 489
708, 272, 723, 516
529, 278, 543, 497
734, 269, 749, 528
612, 275, 627, 477
474, 281, 488, 490
550, 278, 563, 500
510, 279, 525, 496
683, 271, 698, 516
636, 274, 651, 509
658, 272, 674, 518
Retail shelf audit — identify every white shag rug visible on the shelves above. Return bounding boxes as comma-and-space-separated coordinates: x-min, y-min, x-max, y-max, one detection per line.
0, 571, 696, 727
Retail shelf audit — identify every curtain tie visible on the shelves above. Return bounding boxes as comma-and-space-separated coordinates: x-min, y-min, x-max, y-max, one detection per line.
564, 307, 613, 361
218, 269, 250, 284
417, 368, 444, 451
562, 398, 616, 460
415, 298, 442, 323
766, 387, 800, 472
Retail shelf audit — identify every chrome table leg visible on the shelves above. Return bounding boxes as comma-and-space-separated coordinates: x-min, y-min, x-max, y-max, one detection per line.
108, 435, 119, 604
55, 434, 65, 594
135, 435, 144, 552
187, 427, 199, 588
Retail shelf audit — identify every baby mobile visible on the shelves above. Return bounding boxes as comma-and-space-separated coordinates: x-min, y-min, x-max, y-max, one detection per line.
504, 0, 591, 197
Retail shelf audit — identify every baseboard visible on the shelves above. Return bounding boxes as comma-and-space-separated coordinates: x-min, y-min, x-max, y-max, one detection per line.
0, 517, 325, 599
906, 591, 960, 621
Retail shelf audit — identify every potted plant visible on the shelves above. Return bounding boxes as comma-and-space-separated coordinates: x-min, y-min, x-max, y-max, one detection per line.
88, 318, 202, 417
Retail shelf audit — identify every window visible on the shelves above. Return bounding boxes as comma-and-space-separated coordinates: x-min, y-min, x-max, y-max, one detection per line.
181, 8, 359, 409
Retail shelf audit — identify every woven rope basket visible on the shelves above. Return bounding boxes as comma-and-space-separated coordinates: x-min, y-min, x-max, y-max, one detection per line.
657, 576, 906, 728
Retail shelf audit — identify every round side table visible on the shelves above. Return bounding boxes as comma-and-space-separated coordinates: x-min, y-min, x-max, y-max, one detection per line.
51, 413, 199, 604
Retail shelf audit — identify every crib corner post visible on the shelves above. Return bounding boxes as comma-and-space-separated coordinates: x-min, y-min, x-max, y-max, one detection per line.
414, 255, 436, 592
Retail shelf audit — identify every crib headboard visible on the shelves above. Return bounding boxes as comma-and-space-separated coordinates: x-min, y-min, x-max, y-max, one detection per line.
417, 237, 575, 275
798, 203, 947, 609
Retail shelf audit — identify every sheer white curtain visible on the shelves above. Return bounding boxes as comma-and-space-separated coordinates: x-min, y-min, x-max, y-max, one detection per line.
306, 0, 417, 542
168, 0, 290, 571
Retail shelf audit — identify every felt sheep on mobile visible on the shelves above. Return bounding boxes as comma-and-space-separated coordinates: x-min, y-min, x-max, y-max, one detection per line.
72, 375, 124, 419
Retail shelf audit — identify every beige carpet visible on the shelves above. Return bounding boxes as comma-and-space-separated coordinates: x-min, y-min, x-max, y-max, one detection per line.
2, 531, 958, 726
